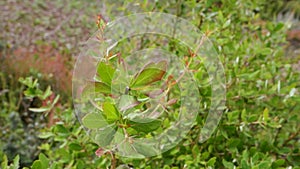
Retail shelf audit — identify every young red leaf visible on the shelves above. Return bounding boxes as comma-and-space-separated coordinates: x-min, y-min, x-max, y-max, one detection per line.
95, 148, 106, 157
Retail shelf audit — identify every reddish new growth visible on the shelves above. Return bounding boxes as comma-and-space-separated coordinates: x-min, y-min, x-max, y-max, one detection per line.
95, 147, 105, 157
96, 14, 107, 31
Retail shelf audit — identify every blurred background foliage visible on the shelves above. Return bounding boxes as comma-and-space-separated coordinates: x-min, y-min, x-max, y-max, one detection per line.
0, 0, 299, 168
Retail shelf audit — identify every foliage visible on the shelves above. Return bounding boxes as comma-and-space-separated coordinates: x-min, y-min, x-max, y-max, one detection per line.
1, 45, 73, 97
262, 0, 300, 20
0, 75, 60, 166
0, 0, 300, 168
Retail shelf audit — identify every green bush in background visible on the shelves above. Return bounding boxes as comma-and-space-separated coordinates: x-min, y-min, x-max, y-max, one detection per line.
0, 0, 299, 168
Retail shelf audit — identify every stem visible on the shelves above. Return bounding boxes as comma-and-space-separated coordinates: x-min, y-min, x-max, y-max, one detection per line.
108, 151, 117, 169
172, 35, 206, 85
282, 129, 300, 146
89, 99, 102, 111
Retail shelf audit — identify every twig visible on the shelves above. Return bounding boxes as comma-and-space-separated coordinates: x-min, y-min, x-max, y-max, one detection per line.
0, 89, 9, 96
16, 85, 24, 110
283, 129, 300, 146
108, 151, 117, 169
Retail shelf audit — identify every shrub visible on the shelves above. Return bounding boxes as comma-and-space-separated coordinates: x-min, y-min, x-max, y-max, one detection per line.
0, 0, 300, 168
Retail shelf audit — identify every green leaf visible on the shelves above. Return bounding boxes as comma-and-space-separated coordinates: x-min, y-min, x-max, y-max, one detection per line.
11, 155, 19, 169
38, 132, 54, 139
222, 19, 231, 29
222, 159, 234, 169
205, 0, 214, 7
242, 150, 249, 161
117, 141, 144, 158
192, 145, 200, 156
263, 108, 269, 122
259, 48, 272, 55
82, 113, 108, 129
29, 95, 60, 113
69, 143, 82, 151
102, 102, 120, 122
93, 82, 112, 94
112, 128, 139, 158
129, 117, 161, 133
31, 160, 43, 169
118, 95, 139, 112
257, 161, 271, 169
19, 77, 35, 88
38, 153, 49, 169
251, 152, 261, 164
1, 154, 8, 169
207, 157, 217, 166
51, 95, 60, 107
29, 107, 50, 113
241, 109, 247, 121
96, 61, 115, 85
273, 23, 284, 32
272, 159, 285, 167
241, 159, 250, 169
40, 86, 52, 100
75, 160, 85, 169
133, 141, 158, 157
94, 125, 117, 147
82, 81, 111, 98
130, 60, 167, 89
24, 88, 43, 98
49, 162, 58, 169
56, 149, 70, 163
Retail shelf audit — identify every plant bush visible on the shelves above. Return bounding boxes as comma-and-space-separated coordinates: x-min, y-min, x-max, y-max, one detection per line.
0, 0, 299, 168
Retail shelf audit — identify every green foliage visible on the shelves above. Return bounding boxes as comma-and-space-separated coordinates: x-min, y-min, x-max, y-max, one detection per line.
96, 62, 116, 86
19, 77, 60, 113
0, 0, 299, 168
80, 58, 177, 158
0, 75, 60, 166
82, 113, 108, 129
130, 60, 167, 89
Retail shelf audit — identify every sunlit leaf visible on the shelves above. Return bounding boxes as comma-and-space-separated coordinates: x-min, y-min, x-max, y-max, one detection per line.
207, 157, 217, 166
96, 61, 115, 85
31, 160, 42, 169
82, 113, 108, 129
82, 81, 111, 98
38, 132, 54, 139
130, 60, 167, 89
95, 125, 117, 147
222, 159, 235, 168
102, 102, 120, 122
38, 153, 49, 169
41, 86, 52, 100
29, 107, 50, 113
1, 154, 8, 169
118, 95, 139, 112
12, 155, 19, 169
263, 108, 269, 122
118, 141, 144, 158
51, 95, 60, 106
133, 141, 158, 157
69, 143, 82, 151
128, 117, 161, 133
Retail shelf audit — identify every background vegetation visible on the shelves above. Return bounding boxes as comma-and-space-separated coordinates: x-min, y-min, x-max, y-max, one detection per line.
0, 0, 299, 168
